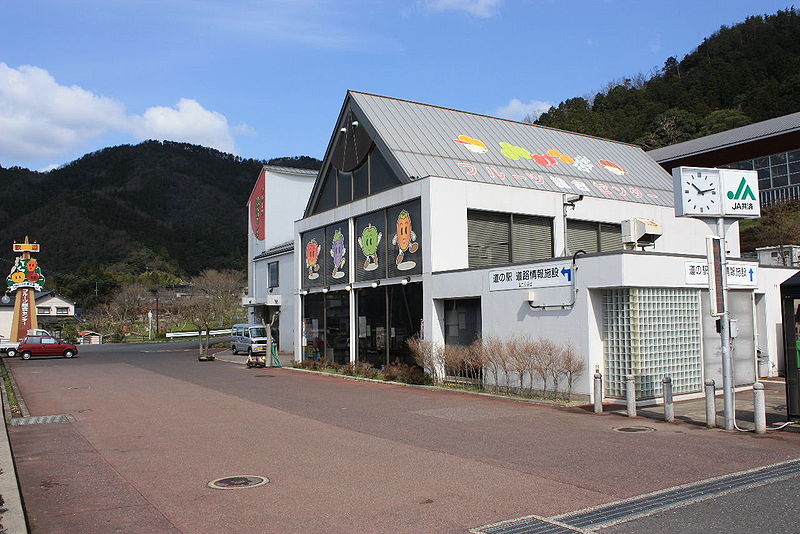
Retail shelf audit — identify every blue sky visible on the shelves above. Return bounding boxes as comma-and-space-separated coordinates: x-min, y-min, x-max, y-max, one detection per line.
0, 0, 791, 171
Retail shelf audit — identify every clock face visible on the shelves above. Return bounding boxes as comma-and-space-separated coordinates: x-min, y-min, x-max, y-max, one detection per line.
675, 168, 722, 216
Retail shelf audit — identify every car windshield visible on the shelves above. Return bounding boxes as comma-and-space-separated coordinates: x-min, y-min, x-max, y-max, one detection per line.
249, 327, 268, 338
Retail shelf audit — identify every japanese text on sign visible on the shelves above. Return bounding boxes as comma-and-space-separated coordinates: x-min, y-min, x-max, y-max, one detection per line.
489, 263, 572, 291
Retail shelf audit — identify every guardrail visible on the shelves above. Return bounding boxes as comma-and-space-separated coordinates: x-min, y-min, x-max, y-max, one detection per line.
165, 329, 233, 339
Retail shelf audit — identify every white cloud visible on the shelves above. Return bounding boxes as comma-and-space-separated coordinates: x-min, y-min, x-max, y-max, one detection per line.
0, 63, 248, 165
495, 98, 553, 122
129, 98, 236, 154
420, 0, 502, 18
0, 63, 126, 161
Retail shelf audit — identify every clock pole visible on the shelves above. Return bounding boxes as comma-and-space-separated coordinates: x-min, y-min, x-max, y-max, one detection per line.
715, 217, 735, 431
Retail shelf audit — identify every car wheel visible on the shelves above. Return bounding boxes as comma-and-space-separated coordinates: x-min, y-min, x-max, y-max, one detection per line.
64, 350, 75, 358
6, 348, 17, 358
21, 351, 32, 360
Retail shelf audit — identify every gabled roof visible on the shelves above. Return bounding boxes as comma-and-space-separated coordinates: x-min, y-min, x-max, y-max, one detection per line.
254, 240, 293, 260
648, 112, 800, 164
305, 91, 675, 215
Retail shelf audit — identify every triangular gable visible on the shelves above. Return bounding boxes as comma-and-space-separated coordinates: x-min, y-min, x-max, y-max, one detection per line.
347, 91, 675, 206
304, 93, 408, 216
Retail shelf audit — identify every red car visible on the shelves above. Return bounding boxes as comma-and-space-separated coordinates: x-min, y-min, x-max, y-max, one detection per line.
18, 335, 78, 360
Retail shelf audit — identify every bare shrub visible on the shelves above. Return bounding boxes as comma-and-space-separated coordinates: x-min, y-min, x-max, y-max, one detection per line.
481, 336, 505, 392
559, 343, 584, 398
406, 337, 444, 384
507, 336, 531, 394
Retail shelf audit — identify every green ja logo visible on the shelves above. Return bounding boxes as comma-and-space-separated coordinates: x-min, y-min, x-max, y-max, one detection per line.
726, 177, 756, 200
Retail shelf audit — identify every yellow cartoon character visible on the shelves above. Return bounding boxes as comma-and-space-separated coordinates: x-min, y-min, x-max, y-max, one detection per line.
392, 210, 419, 270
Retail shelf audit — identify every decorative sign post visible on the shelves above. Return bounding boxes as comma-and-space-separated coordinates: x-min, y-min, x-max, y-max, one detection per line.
5, 237, 46, 341
673, 167, 760, 431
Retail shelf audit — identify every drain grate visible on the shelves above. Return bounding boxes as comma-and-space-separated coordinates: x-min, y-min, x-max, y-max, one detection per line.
613, 426, 655, 433
472, 458, 800, 533
11, 414, 75, 426
475, 516, 588, 534
208, 475, 269, 490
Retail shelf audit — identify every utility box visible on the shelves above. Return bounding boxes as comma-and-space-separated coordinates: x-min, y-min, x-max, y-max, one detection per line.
622, 218, 663, 249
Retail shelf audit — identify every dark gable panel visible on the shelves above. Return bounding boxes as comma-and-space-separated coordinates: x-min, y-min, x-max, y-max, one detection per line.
355, 210, 387, 282
387, 199, 422, 278
332, 111, 374, 172
313, 166, 337, 214
301, 227, 326, 288
325, 222, 350, 286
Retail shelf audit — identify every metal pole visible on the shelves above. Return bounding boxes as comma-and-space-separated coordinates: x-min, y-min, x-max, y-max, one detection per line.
717, 217, 735, 431
663, 376, 674, 423
705, 379, 716, 429
626, 375, 637, 417
753, 382, 766, 434
593, 371, 603, 413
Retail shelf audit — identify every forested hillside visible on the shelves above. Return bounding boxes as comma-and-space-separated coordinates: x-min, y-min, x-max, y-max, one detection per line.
0, 141, 320, 308
534, 8, 800, 149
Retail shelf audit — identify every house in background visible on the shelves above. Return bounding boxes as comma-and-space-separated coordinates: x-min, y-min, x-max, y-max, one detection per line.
243, 165, 317, 352
0, 290, 77, 339
648, 112, 800, 206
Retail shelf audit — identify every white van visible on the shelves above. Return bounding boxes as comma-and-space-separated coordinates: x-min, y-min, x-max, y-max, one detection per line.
231, 323, 270, 355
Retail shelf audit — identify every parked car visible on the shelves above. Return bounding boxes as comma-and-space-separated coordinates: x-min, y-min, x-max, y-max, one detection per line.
231, 323, 270, 355
17, 335, 78, 360
1, 329, 51, 358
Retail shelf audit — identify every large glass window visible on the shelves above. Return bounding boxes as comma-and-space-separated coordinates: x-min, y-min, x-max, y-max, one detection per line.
302, 293, 325, 361
357, 287, 387, 368
337, 171, 352, 204
353, 160, 369, 200
356, 282, 423, 368
325, 291, 350, 365
720, 149, 800, 205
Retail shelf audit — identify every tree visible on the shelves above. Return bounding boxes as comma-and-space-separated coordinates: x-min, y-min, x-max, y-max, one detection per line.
175, 269, 244, 359
699, 109, 752, 136
740, 200, 800, 259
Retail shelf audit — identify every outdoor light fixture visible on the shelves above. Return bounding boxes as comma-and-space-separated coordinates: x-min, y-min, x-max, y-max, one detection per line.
370, 280, 381, 288
339, 127, 347, 133
401, 277, 411, 285
322, 286, 330, 293
345, 285, 352, 291
268, 287, 273, 293
352, 121, 359, 127
300, 290, 308, 296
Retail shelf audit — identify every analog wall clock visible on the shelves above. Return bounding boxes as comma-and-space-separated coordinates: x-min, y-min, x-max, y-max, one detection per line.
673, 167, 722, 217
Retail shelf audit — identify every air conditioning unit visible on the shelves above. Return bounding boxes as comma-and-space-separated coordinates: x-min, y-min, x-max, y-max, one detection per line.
622, 218, 662, 249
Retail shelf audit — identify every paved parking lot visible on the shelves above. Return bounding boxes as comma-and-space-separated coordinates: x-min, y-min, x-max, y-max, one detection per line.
6, 344, 800, 533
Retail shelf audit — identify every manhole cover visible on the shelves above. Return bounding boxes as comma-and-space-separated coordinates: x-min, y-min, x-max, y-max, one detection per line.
208, 475, 269, 490
614, 426, 656, 433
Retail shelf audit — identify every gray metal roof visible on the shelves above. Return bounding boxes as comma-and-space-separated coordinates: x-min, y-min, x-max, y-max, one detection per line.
254, 240, 293, 260
349, 91, 674, 206
648, 111, 800, 163
262, 165, 319, 176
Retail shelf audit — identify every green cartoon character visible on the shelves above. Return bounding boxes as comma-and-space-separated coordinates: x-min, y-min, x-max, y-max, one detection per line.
358, 224, 382, 271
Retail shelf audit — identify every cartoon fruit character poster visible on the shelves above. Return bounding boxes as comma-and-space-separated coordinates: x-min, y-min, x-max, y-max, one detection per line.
325, 224, 349, 285
389, 200, 422, 275
6, 257, 45, 292
329, 228, 346, 279
305, 239, 321, 280
358, 223, 382, 271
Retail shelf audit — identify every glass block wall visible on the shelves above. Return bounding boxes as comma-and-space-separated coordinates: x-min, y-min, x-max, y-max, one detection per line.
603, 288, 703, 399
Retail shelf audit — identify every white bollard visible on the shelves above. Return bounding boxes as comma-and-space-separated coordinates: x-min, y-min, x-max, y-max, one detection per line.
594, 372, 603, 414
753, 382, 766, 435
663, 376, 674, 423
626, 375, 637, 417
705, 379, 716, 429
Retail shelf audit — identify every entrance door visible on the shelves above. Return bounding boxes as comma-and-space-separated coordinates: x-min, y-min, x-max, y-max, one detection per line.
443, 299, 481, 346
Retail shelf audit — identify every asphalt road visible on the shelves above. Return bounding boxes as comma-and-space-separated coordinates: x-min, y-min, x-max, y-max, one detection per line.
6, 343, 800, 534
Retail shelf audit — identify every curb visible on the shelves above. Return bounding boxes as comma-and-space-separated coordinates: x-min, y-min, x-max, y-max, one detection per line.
0, 363, 30, 534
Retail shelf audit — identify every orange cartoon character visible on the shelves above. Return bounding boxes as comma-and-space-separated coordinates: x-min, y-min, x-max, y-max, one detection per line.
305, 239, 321, 280
391, 210, 419, 270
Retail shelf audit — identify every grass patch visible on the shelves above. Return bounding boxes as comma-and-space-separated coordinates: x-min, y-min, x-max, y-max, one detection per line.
0, 358, 22, 418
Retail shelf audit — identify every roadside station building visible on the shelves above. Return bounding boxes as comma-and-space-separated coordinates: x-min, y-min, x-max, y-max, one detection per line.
294, 91, 796, 402
243, 165, 317, 352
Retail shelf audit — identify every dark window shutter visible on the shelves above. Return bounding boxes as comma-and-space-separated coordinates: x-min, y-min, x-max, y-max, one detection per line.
511, 215, 553, 262
599, 223, 622, 252
567, 220, 599, 254
468, 210, 510, 267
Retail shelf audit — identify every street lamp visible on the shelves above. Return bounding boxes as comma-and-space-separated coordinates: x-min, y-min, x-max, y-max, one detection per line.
149, 288, 160, 336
